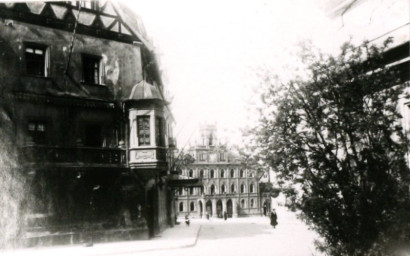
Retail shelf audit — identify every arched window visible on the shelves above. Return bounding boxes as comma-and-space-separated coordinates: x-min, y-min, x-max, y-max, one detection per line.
210, 169, 215, 178
200, 186, 204, 194
231, 184, 235, 193
230, 169, 235, 178
190, 202, 195, 211
189, 169, 193, 177
240, 169, 244, 178
200, 169, 204, 178
179, 202, 184, 212
179, 188, 183, 196
241, 199, 245, 208
250, 199, 254, 208
250, 184, 254, 193
189, 187, 194, 195
210, 184, 215, 195
221, 184, 226, 194
221, 169, 225, 178
241, 184, 245, 193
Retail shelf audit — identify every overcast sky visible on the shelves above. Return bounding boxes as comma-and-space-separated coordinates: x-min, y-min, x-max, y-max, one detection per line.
123, 0, 409, 148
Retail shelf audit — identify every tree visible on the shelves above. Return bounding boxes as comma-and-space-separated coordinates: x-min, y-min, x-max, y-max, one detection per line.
249, 39, 410, 255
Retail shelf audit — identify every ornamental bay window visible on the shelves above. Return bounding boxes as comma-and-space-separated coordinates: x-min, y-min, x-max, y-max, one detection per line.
137, 116, 150, 146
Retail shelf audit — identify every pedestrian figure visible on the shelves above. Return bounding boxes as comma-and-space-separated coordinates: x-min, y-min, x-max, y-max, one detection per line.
185, 214, 190, 226
223, 211, 227, 221
270, 209, 278, 228
206, 211, 210, 220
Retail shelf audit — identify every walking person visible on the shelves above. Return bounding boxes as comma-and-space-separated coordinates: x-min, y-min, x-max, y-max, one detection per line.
270, 209, 278, 228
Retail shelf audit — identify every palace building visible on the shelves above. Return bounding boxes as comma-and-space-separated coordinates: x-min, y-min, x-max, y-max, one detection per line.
175, 124, 261, 218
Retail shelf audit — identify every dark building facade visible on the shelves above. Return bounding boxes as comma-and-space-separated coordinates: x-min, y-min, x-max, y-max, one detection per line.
176, 125, 261, 218
0, 1, 176, 245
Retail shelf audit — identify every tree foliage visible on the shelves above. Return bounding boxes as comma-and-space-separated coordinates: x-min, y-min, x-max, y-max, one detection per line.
249, 39, 410, 255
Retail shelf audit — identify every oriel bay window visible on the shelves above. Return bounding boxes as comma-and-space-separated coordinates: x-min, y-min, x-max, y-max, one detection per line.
137, 116, 150, 146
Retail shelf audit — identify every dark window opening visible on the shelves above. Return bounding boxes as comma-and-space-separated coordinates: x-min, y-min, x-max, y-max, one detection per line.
179, 202, 183, 212
137, 116, 150, 146
210, 185, 215, 195
189, 169, 193, 178
200, 170, 204, 178
230, 169, 235, 178
82, 54, 103, 85
189, 187, 194, 195
210, 169, 214, 178
231, 184, 235, 193
155, 117, 165, 146
84, 124, 103, 147
25, 44, 48, 77
27, 121, 46, 144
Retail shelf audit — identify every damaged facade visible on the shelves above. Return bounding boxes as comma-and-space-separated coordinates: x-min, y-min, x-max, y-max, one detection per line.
0, 0, 176, 245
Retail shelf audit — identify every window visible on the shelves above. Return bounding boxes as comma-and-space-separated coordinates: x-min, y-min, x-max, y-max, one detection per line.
241, 199, 245, 208
200, 186, 204, 194
27, 121, 46, 144
210, 169, 215, 178
240, 169, 244, 178
230, 169, 235, 178
221, 185, 226, 194
190, 202, 195, 211
231, 184, 235, 193
25, 43, 49, 77
137, 116, 150, 146
155, 117, 165, 146
220, 153, 225, 161
178, 188, 183, 196
220, 169, 225, 178
179, 202, 184, 212
250, 199, 254, 208
82, 54, 104, 85
250, 184, 254, 193
199, 169, 204, 178
210, 185, 215, 195
241, 184, 245, 193
189, 187, 194, 195
189, 169, 193, 178
78, 0, 98, 10
84, 123, 103, 147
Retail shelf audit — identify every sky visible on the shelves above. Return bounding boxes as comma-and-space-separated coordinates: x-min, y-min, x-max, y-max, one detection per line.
123, 0, 409, 148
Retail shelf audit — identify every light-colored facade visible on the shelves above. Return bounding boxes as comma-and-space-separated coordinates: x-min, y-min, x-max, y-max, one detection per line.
176, 125, 261, 218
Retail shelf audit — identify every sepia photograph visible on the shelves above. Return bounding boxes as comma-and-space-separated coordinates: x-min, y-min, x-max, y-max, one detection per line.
0, 0, 409, 255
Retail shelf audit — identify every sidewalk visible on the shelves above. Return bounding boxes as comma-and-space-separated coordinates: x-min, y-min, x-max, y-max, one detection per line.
2, 222, 201, 256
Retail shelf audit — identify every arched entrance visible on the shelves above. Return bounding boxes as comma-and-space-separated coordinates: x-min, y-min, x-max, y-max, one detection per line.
216, 200, 223, 218
206, 200, 212, 217
199, 201, 203, 218
226, 199, 233, 218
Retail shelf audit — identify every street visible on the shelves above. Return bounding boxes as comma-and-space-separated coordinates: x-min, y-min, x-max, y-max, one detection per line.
4, 206, 322, 256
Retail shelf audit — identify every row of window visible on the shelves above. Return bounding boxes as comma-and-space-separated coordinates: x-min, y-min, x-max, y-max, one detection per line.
178, 198, 256, 212
198, 152, 225, 161
24, 43, 105, 85
178, 183, 256, 196
185, 168, 254, 179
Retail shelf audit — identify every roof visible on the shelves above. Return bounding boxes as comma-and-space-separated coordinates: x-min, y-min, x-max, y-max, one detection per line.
128, 80, 163, 101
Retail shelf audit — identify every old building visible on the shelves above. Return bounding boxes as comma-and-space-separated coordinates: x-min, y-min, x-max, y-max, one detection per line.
0, 0, 176, 245
176, 125, 261, 218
